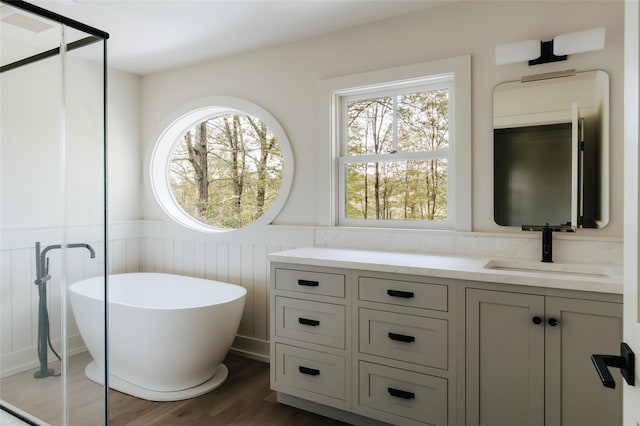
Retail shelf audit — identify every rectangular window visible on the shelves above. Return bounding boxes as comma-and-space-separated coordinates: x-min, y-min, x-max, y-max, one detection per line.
318, 55, 470, 230
338, 79, 454, 228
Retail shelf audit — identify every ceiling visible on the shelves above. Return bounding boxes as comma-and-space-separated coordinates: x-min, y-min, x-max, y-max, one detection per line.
2, 0, 450, 75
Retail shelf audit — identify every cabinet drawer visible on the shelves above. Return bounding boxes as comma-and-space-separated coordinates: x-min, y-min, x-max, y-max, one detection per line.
275, 268, 345, 298
359, 308, 448, 369
358, 361, 447, 426
359, 276, 448, 311
275, 297, 345, 348
274, 343, 346, 401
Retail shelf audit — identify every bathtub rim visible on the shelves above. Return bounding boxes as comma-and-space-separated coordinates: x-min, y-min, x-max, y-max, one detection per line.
68, 272, 247, 311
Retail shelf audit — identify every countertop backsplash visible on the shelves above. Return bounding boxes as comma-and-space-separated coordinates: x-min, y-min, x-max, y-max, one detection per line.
314, 228, 623, 266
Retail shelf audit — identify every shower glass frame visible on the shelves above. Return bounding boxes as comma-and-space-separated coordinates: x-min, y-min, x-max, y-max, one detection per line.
0, 0, 109, 424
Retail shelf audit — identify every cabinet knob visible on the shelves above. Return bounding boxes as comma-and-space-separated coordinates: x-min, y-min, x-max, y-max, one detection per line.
532, 316, 542, 324
548, 318, 559, 326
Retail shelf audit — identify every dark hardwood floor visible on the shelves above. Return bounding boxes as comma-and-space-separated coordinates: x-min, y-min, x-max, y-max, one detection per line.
1, 352, 349, 425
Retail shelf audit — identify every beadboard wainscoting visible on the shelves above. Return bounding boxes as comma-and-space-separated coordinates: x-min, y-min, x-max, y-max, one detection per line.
0, 222, 142, 377
139, 222, 316, 361
2, 220, 623, 377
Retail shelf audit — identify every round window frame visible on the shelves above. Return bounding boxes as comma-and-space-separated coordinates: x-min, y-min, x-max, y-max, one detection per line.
150, 96, 294, 233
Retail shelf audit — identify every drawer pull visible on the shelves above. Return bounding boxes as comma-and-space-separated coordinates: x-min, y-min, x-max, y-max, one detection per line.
298, 317, 320, 326
298, 279, 319, 287
388, 387, 415, 400
298, 366, 320, 376
388, 332, 415, 343
387, 289, 414, 298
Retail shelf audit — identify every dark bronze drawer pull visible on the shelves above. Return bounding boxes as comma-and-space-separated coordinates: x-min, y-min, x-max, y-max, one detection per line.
387, 289, 414, 298
298, 317, 320, 326
388, 387, 415, 399
388, 332, 415, 343
299, 366, 320, 376
298, 279, 319, 287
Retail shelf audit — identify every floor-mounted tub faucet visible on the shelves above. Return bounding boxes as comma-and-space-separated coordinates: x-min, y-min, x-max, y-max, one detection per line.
33, 241, 96, 379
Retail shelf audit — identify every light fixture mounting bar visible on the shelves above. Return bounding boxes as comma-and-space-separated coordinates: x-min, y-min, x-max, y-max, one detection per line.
529, 40, 567, 66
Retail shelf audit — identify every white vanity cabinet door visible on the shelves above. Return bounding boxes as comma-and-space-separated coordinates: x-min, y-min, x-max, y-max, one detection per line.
544, 297, 622, 426
466, 288, 623, 426
357, 361, 448, 426
275, 268, 345, 297
359, 276, 448, 311
359, 308, 448, 369
274, 343, 347, 406
270, 263, 351, 413
355, 273, 453, 426
275, 297, 345, 348
465, 288, 545, 426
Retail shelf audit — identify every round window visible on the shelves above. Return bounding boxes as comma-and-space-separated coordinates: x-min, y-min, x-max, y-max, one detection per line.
150, 96, 293, 232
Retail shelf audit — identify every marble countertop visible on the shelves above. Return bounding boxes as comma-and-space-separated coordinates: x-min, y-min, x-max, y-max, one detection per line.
269, 247, 623, 294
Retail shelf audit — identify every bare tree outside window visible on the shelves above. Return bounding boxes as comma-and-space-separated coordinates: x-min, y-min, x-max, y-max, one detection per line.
169, 113, 283, 229
344, 89, 449, 222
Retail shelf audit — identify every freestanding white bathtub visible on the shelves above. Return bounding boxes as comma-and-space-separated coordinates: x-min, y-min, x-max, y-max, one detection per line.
68, 273, 246, 401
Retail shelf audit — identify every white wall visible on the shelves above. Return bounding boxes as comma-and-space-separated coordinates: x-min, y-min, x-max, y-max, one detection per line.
108, 67, 143, 223
142, 0, 624, 238
138, 1, 625, 357
0, 50, 142, 375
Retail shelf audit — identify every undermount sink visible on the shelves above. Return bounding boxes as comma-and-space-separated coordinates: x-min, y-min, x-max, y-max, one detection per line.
483, 259, 615, 279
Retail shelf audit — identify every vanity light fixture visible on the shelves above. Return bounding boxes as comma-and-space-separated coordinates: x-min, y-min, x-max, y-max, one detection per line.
496, 27, 605, 66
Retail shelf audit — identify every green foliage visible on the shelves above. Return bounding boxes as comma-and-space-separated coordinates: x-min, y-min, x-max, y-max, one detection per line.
169, 113, 283, 229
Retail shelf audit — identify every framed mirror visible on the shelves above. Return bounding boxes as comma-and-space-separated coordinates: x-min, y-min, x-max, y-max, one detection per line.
493, 70, 609, 229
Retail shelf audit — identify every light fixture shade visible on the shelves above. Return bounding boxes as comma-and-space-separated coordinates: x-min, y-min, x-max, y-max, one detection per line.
553, 27, 605, 56
496, 40, 540, 65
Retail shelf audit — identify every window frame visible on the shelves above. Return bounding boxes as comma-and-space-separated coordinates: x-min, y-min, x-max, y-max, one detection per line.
338, 78, 455, 228
318, 55, 471, 231
149, 95, 294, 233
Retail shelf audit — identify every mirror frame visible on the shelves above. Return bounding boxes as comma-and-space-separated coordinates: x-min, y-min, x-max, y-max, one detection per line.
493, 70, 609, 229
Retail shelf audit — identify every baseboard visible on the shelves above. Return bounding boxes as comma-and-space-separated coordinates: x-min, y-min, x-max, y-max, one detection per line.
0, 335, 86, 378
230, 335, 269, 363
277, 393, 390, 426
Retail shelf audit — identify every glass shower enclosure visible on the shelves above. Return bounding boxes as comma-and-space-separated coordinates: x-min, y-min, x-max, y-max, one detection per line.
0, 1, 109, 424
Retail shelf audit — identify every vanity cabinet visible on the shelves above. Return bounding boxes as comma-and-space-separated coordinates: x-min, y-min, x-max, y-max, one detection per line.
270, 266, 351, 411
269, 252, 622, 426
354, 274, 453, 426
270, 263, 455, 426
465, 288, 622, 426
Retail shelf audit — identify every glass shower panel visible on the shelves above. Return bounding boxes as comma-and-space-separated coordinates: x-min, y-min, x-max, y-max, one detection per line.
63, 25, 107, 425
0, 4, 107, 425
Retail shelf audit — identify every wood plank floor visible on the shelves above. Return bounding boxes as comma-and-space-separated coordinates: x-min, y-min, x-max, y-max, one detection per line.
1, 352, 349, 425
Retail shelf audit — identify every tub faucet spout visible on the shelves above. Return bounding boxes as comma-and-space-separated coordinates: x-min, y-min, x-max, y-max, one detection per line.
37, 242, 96, 278
67, 243, 96, 259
